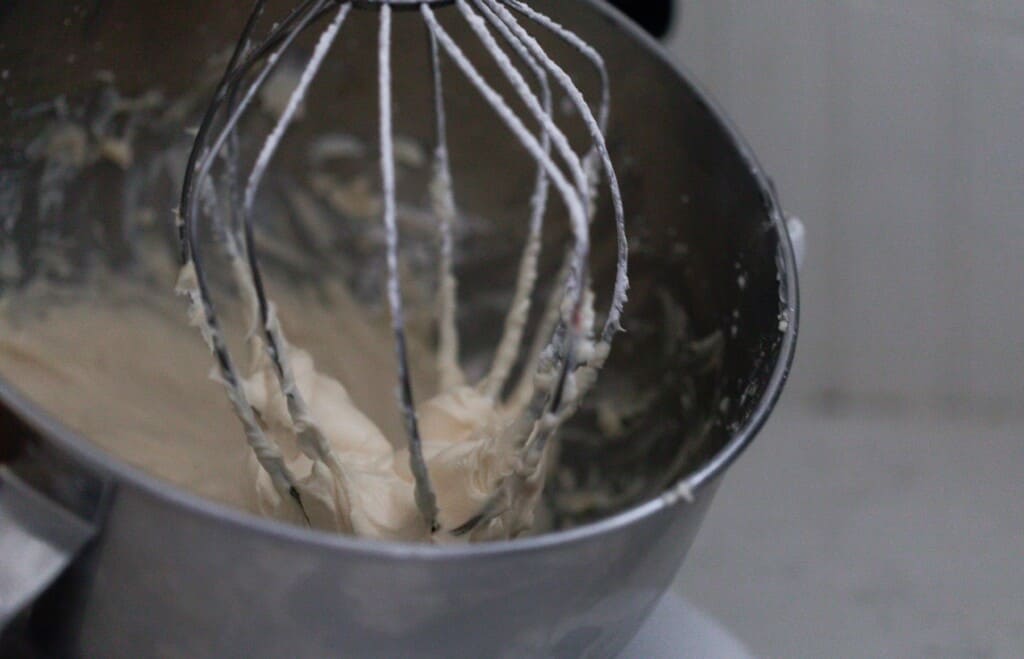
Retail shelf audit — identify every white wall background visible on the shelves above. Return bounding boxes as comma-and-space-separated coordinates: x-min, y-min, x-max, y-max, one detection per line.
666, 0, 1024, 418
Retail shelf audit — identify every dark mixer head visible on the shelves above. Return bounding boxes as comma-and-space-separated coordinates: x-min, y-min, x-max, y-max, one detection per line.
609, 0, 675, 38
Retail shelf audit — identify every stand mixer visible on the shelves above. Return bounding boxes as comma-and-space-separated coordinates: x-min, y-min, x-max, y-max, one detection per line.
0, 1, 798, 655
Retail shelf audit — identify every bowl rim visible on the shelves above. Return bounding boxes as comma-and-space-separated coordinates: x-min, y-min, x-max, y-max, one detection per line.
0, 0, 799, 560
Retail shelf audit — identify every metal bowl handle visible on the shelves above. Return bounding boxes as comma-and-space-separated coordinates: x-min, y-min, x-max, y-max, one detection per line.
786, 215, 807, 272
0, 467, 96, 630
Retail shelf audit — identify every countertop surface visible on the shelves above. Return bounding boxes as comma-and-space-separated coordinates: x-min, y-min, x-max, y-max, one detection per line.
673, 400, 1024, 657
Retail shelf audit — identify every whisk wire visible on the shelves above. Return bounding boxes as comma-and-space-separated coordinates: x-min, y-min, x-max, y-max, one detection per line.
471, 0, 554, 401
487, 0, 629, 344
423, 2, 601, 535
427, 27, 466, 393
234, 3, 362, 518
380, 4, 441, 532
176, 0, 333, 521
422, 2, 591, 347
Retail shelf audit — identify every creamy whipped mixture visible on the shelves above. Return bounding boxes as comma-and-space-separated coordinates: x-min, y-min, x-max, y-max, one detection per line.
0, 273, 417, 524
4, 249, 596, 545
171, 210, 605, 543
0, 245, 603, 543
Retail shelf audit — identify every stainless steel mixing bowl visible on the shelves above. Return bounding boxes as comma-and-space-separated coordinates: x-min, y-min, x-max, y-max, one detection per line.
0, 1, 799, 656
